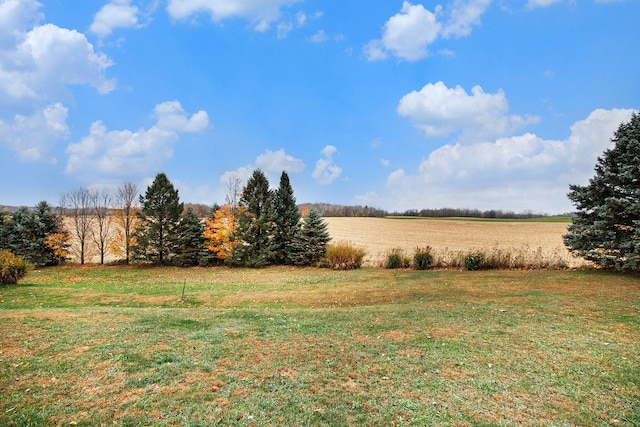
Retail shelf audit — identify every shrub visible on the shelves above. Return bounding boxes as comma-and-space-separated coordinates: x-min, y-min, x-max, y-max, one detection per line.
384, 248, 410, 269
463, 252, 485, 271
413, 246, 434, 270
324, 241, 366, 270
0, 250, 28, 285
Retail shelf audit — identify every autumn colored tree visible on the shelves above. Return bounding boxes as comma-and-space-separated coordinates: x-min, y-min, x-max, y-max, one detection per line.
204, 203, 238, 261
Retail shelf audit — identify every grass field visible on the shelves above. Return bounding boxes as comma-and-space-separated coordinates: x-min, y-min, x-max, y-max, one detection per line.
324, 217, 582, 268
1, 266, 639, 426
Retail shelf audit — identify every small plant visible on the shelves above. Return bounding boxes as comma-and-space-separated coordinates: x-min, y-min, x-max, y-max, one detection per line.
0, 250, 29, 285
463, 252, 485, 271
413, 246, 434, 270
385, 248, 410, 269
324, 241, 367, 270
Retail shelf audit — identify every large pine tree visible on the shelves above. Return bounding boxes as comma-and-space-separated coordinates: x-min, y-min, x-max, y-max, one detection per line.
270, 171, 301, 265
133, 173, 183, 265
173, 207, 206, 266
564, 112, 640, 271
230, 169, 274, 266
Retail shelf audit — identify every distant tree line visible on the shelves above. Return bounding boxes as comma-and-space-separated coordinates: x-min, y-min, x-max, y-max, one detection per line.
389, 208, 555, 219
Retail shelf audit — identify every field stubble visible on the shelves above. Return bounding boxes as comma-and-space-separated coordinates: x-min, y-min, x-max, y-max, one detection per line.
324, 217, 585, 268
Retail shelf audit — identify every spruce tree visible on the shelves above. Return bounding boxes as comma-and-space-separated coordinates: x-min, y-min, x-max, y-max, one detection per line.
292, 208, 331, 266
133, 172, 183, 265
173, 207, 206, 266
230, 169, 274, 266
0, 202, 61, 266
271, 171, 301, 264
564, 112, 640, 271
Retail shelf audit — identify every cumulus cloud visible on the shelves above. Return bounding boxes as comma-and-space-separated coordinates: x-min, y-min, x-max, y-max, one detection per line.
397, 81, 539, 142
90, 0, 140, 38
365, 0, 491, 61
256, 148, 305, 174
0, 2, 115, 108
442, 0, 492, 38
65, 101, 209, 180
365, 2, 440, 61
362, 108, 635, 213
0, 103, 69, 163
166, 0, 301, 31
312, 145, 342, 185
221, 148, 305, 189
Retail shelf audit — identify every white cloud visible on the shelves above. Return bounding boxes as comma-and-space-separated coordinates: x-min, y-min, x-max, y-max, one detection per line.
313, 144, 342, 184
365, 1, 441, 61
0, 102, 68, 163
365, 0, 491, 61
365, 108, 635, 213
65, 101, 209, 180
380, 158, 390, 167
527, 0, 562, 9
309, 30, 328, 43
220, 148, 305, 190
0, 24, 115, 108
255, 148, 305, 173
166, 0, 301, 30
442, 0, 492, 38
90, 0, 140, 38
397, 81, 539, 142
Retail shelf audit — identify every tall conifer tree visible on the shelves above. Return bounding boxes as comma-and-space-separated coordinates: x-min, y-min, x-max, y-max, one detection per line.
564, 112, 640, 271
271, 171, 301, 264
133, 173, 183, 265
230, 169, 274, 266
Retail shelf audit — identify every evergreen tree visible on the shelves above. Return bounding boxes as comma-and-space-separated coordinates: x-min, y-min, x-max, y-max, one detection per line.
173, 207, 206, 266
564, 112, 640, 271
230, 169, 274, 266
0, 202, 62, 266
133, 173, 183, 265
270, 171, 301, 264
292, 208, 331, 266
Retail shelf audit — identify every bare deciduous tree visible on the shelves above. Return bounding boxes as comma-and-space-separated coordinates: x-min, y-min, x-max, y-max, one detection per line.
90, 188, 112, 265
60, 188, 93, 265
114, 182, 139, 264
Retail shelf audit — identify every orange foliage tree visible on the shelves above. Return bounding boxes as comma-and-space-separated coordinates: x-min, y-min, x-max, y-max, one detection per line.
203, 204, 238, 260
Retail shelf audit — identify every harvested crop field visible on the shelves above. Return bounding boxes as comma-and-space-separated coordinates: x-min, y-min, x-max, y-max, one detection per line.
324, 217, 585, 268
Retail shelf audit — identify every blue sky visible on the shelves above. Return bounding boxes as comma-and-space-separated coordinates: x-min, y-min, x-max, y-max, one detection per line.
0, 0, 638, 214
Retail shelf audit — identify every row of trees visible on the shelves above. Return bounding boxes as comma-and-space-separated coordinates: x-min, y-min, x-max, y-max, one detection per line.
0, 170, 331, 268
131, 170, 330, 267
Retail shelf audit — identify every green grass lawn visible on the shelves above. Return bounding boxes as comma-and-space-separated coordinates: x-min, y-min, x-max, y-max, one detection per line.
1, 266, 638, 426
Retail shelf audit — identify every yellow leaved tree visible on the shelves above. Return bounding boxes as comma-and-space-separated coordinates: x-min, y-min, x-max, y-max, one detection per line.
203, 204, 238, 260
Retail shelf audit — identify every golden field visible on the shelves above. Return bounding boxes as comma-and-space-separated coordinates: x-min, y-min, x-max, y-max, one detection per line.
323, 217, 585, 268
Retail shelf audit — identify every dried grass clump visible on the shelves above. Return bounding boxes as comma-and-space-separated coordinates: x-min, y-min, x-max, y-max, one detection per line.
324, 241, 367, 270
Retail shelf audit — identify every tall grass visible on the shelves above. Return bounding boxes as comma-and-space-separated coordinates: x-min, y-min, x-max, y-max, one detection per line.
428, 245, 573, 270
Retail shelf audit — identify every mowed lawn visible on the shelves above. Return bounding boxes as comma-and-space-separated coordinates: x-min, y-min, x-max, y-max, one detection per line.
1, 266, 639, 426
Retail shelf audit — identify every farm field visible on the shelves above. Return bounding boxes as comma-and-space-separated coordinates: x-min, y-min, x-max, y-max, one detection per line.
324, 217, 582, 268
1, 266, 639, 426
